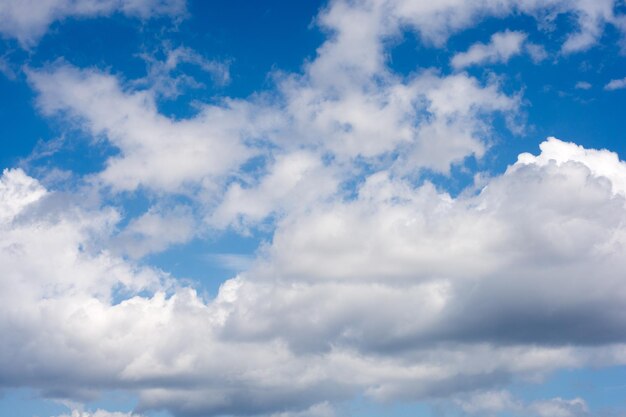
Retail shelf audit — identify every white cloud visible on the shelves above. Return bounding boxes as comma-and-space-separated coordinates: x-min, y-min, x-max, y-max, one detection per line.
112, 205, 196, 258
605, 76, 626, 90
0, 168, 47, 221
3, 139, 626, 416
208, 151, 339, 231
526, 42, 549, 63
6, 0, 626, 416
560, 0, 615, 53
456, 390, 521, 415
389, 0, 620, 53
529, 397, 589, 417
456, 390, 588, 417
451, 31, 527, 69
0, 0, 185, 47
28, 59, 520, 227
55, 409, 141, 417
28, 64, 281, 193
137, 44, 230, 99
575, 81, 592, 90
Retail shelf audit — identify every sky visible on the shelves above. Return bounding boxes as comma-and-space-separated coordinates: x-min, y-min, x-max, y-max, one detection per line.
1, 0, 626, 416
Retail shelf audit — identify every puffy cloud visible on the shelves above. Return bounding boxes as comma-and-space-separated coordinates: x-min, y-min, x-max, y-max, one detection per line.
7, 0, 626, 416
451, 30, 528, 69
27, 64, 281, 193
0, 168, 46, 221
605, 76, 626, 90
575, 81, 592, 90
4, 138, 626, 416
0, 0, 185, 47
208, 151, 340, 231
233, 138, 626, 353
27, 60, 520, 227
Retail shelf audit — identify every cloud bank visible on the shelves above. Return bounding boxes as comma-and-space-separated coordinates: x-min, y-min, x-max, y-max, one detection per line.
3, 0, 626, 416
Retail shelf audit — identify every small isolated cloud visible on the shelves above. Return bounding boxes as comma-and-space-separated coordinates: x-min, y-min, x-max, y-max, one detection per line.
605, 77, 626, 90
575, 81, 592, 90
451, 30, 527, 69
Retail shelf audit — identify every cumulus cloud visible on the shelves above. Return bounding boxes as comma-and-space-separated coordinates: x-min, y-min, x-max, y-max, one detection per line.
27, 64, 281, 193
451, 30, 528, 69
575, 81, 592, 90
24, 0, 626, 233
7, 0, 626, 416
0, 0, 185, 46
208, 151, 340, 231
4, 139, 626, 416
27, 60, 520, 227
605, 76, 626, 90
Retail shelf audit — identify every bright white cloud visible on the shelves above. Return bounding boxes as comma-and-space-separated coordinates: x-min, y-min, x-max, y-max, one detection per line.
451, 30, 528, 69
6, 0, 626, 416
27, 64, 281, 193
0, 0, 185, 46
208, 151, 339, 231
3, 139, 626, 416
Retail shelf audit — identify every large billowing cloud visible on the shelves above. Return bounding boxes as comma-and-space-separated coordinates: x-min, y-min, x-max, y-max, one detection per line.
3, 137, 626, 416
4, 0, 626, 416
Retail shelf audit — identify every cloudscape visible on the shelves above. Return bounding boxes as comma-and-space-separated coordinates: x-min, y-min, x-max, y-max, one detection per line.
1, 1, 626, 416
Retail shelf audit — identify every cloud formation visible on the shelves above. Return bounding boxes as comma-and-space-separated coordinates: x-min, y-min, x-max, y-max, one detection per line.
451, 31, 528, 69
605, 76, 626, 90
4, 0, 626, 416
0, 0, 185, 46
3, 138, 626, 416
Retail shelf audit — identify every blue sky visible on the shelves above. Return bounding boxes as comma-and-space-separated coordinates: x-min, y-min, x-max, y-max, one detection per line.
2, 1, 626, 417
